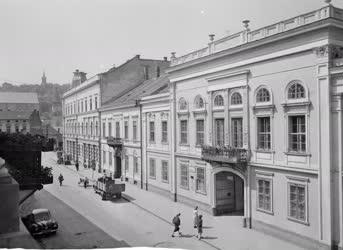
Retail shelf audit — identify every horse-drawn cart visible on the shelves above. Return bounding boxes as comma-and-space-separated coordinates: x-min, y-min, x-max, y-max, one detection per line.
93, 176, 125, 200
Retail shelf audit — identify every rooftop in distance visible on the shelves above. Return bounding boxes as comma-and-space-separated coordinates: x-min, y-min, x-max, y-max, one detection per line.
170, 3, 343, 67
0, 92, 39, 104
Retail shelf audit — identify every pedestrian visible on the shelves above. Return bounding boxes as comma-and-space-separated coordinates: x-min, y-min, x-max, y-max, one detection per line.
84, 177, 88, 188
171, 213, 182, 237
193, 206, 199, 228
75, 161, 79, 171
197, 215, 203, 240
58, 173, 64, 186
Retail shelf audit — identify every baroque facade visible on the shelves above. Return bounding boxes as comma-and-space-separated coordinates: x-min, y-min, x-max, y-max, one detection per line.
62, 4, 343, 249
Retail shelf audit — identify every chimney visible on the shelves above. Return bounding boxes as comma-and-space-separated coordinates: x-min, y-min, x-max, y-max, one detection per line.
136, 54, 140, 59
163, 57, 168, 62
243, 20, 250, 30
209, 34, 215, 42
72, 69, 87, 87
171, 52, 176, 60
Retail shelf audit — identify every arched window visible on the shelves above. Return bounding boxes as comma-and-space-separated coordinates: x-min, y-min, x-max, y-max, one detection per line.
179, 98, 188, 110
256, 88, 270, 103
194, 95, 204, 109
231, 92, 242, 105
288, 82, 305, 99
214, 95, 224, 107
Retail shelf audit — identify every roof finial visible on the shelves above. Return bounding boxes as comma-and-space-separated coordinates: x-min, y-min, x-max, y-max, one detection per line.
243, 20, 250, 30
209, 34, 215, 42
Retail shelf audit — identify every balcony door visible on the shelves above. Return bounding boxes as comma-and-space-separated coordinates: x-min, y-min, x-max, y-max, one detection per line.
215, 119, 225, 146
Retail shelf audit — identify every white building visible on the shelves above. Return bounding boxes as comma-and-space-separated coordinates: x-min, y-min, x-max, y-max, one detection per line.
165, 3, 343, 249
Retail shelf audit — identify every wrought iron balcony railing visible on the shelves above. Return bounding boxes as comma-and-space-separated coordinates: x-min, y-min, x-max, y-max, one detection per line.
107, 137, 123, 147
201, 145, 249, 164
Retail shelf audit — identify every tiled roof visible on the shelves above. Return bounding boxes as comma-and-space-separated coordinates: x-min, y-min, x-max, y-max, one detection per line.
0, 92, 39, 104
0, 111, 32, 120
102, 74, 170, 109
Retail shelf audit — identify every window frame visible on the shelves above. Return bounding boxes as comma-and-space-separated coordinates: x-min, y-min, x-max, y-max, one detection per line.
161, 160, 169, 183
286, 176, 309, 225
124, 120, 129, 139
180, 120, 188, 145
231, 92, 242, 105
149, 158, 156, 179
288, 115, 306, 153
180, 164, 189, 189
213, 94, 224, 107
195, 167, 206, 194
149, 121, 155, 143
196, 119, 205, 146
256, 88, 271, 103
257, 116, 272, 151
133, 156, 139, 174
178, 97, 188, 111
231, 117, 243, 148
161, 121, 168, 143
133, 120, 137, 141
256, 177, 273, 214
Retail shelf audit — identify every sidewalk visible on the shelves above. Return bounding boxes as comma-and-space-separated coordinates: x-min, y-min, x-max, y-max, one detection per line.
57, 159, 305, 250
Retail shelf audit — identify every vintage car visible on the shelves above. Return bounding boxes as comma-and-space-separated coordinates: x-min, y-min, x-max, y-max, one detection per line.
22, 208, 58, 237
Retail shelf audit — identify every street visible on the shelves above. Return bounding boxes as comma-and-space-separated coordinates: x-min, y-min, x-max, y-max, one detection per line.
32, 152, 218, 250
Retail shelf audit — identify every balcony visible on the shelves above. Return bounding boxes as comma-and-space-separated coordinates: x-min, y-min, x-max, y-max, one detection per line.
201, 145, 249, 164
106, 137, 123, 148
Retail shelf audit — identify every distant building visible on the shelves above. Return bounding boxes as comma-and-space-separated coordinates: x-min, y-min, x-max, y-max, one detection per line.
41, 71, 47, 86
0, 92, 42, 135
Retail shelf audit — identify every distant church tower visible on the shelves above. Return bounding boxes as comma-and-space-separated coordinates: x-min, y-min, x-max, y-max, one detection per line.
41, 71, 47, 85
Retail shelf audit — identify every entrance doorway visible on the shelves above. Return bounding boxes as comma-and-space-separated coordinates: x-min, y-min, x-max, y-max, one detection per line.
215, 171, 244, 215
114, 156, 121, 178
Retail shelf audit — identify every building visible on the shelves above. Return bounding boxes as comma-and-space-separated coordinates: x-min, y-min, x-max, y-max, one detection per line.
0, 92, 42, 135
62, 55, 169, 170
165, 3, 343, 249
99, 74, 170, 188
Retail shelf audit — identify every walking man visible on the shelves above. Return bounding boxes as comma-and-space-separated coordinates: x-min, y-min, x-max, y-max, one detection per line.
171, 213, 182, 237
193, 206, 199, 228
197, 215, 203, 240
58, 173, 64, 186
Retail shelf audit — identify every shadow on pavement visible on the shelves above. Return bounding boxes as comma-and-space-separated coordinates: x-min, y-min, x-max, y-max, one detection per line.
121, 194, 136, 202
201, 236, 218, 240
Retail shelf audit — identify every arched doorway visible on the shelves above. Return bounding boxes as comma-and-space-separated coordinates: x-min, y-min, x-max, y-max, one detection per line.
213, 170, 245, 216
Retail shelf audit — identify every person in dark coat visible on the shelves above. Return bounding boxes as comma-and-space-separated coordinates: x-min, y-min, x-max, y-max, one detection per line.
84, 177, 89, 188
171, 213, 182, 237
75, 161, 79, 171
58, 174, 64, 186
197, 215, 203, 240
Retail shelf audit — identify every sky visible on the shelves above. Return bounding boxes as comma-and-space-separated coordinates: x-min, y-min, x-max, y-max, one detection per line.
0, 0, 342, 85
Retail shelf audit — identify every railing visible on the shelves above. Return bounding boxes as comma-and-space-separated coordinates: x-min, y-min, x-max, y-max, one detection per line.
171, 5, 343, 67
107, 136, 123, 147
201, 145, 249, 163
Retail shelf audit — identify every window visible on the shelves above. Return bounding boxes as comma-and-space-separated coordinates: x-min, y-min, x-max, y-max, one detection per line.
149, 121, 155, 142
95, 121, 98, 136
289, 116, 306, 152
231, 92, 242, 105
194, 95, 204, 109
258, 117, 271, 150
256, 88, 270, 103
108, 122, 112, 137
95, 96, 98, 109
161, 161, 169, 183
124, 121, 128, 139
133, 121, 137, 141
134, 156, 138, 174
196, 119, 204, 146
179, 98, 188, 111
214, 95, 224, 107
125, 155, 129, 171
180, 164, 189, 189
144, 65, 149, 80
22, 121, 26, 132
85, 99, 88, 112
156, 66, 160, 78
288, 183, 307, 222
288, 82, 305, 99
102, 122, 106, 138
81, 100, 84, 112
232, 118, 243, 148
90, 122, 93, 136
109, 152, 112, 166
149, 158, 156, 179
196, 167, 206, 193
103, 151, 106, 164
180, 120, 188, 144
15, 122, 19, 133
161, 121, 168, 143
257, 179, 272, 212
215, 119, 224, 146
116, 122, 120, 138
90, 97, 93, 110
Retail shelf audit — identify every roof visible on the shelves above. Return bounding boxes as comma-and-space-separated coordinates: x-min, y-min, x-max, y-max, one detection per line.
0, 92, 39, 104
101, 74, 170, 109
32, 208, 49, 214
0, 111, 32, 120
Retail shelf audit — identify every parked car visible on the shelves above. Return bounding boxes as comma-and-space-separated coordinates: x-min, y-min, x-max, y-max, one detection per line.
22, 208, 58, 237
